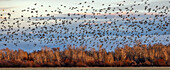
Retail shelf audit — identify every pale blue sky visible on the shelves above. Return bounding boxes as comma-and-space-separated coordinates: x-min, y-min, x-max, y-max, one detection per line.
0, 0, 169, 17
0, 0, 169, 52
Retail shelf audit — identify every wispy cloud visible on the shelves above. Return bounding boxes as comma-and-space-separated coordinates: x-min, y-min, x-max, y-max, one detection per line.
0, 0, 11, 1
0, 16, 5, 19
0, 7, 15, 10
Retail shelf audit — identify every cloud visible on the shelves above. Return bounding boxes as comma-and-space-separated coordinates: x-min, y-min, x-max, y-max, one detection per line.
0, 0, 11, 1
0, 16, 5, 19
0, 7, 15, 10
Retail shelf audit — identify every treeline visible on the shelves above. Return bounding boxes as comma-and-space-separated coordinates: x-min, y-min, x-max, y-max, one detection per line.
0, 43, 169, 67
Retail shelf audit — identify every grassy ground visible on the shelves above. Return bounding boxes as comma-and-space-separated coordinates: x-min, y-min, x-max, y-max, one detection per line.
0, 67, 170, 70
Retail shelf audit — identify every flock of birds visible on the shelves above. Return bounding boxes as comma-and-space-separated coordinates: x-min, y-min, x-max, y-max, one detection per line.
0, 0, 169, 51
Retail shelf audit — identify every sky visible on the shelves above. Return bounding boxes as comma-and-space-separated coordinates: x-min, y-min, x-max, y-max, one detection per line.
0, 0, 169, 16
0, 0, 169, 52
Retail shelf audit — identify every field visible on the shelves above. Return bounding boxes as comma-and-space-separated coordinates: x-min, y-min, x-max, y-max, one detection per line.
0, 67, 170, 70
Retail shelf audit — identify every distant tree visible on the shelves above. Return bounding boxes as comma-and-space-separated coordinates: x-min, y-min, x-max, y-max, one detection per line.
105, 52, 114, 66
115, 47, 121, 61
143, 60, 151, 66
0, 43, 169, 67
155, 59, 166, 66
53, 48, 61, 65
